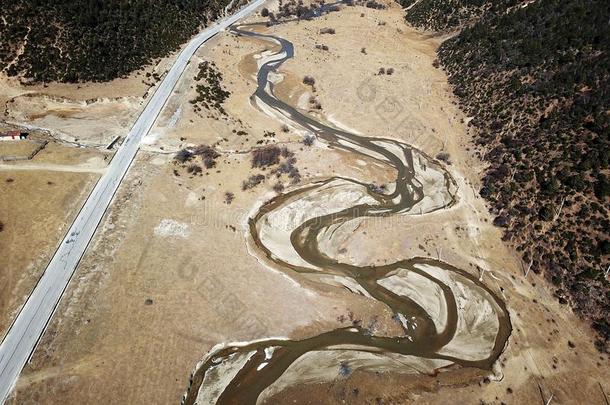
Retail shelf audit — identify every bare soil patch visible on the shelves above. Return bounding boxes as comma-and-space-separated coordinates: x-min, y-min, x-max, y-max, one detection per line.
0, 169, 98, 339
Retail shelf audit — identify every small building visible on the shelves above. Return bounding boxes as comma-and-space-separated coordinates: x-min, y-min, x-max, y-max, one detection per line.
0, 131, 29, 141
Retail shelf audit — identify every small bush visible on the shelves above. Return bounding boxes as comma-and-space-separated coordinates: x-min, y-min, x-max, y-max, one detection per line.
261, 7, 269, 17
224, 192, 235, 204
320, 27, 336, 34
303, 135, 315, 146
339, 361, 352, 376
493, 214, 509, 227
309, 97, 322, 109
303, 76, 316, 86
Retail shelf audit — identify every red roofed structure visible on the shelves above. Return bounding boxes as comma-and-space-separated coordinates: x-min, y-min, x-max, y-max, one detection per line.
0, 131, 28, 140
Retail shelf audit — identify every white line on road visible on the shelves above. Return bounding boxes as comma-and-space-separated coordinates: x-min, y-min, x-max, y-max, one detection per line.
0, 1, 265, 401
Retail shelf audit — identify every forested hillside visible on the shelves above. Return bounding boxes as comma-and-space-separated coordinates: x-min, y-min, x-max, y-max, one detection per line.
405, 0, 518, 31
405, 0, 609, 351
0, 0, 234, 82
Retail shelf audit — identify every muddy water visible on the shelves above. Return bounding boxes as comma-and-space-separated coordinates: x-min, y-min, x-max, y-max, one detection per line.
183, 23, 511, 405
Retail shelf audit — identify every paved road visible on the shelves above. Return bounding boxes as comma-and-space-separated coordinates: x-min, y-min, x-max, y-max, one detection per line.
0, 0, 265, 401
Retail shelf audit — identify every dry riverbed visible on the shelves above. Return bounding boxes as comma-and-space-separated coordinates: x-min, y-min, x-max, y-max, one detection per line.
6, 1, 609, 404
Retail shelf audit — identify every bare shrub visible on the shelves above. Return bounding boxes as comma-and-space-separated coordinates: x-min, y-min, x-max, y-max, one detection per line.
268, 147, 302, 185
242, 174, 266, 190
365, 0, 386, 9
370, 183, 387, 193
273, 182, 285, 193
193, 144, 219, 160
339, 361, 352, 376
224, 192, 235, 204
303, 135, 315, 146
187, 164, 202, 175
252, 145, 281, 168
203, 157, 216, 169
192, 145, 220, 168
289, 169, 301, 184
386, 67, 394, 75
174, 148, 193, 163
280, 146, 294, 158
436, 152, 451, 164
320, 27, 336, 34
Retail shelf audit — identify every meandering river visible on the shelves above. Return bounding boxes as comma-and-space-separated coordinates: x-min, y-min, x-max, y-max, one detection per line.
183, 22, 511, 405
